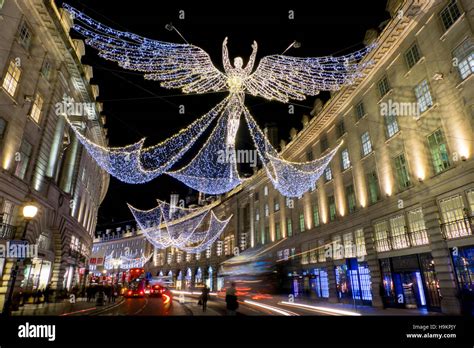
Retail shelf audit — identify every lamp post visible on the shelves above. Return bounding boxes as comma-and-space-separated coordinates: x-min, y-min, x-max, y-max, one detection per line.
2, 203, 38, 315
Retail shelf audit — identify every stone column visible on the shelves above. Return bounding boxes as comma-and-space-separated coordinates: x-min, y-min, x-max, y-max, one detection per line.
362, 225, 384, 308
422, 199, 461, 315
59, 132, 79, 193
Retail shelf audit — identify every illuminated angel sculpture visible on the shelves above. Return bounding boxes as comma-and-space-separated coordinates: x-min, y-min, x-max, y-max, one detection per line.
63, 4, 376, 198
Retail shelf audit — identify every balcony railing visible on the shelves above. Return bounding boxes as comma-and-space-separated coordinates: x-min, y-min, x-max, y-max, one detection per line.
0, 222, 17, 240
441, 216, 473, 240
374, 229, 430, 252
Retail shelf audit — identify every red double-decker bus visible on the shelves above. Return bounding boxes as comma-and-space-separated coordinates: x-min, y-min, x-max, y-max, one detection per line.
127, 268, 145, 283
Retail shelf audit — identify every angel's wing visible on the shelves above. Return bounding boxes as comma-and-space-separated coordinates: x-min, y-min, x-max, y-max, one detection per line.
63, 4, 227, 94
244, 44, 376, 103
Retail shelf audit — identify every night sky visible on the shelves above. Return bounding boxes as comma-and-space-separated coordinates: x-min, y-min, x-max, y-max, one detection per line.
54, 1, 390, 229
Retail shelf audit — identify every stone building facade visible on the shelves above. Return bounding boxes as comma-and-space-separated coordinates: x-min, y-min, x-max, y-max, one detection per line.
0, 0, 109, 310
149, 0, 474, 315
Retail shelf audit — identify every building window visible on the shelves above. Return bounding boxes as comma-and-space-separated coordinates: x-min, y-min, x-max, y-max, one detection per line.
439, 195, 471, 239
306, 149, 314, 161
377, 76, 390, 98
354, 229, 366, 257
312, 203, 320, 227
14, 139, 33, 180
336, 120, 346, 138
264, 203, 269, 217
361, 131, 372, 157
18, 20, 33, 49
439, 0, 461, 31
467, 189, 474, 213
275, 222, 281, 240
343, 232, 354, 258
2, 60, 22, 97
41, 59, 52, 80
414, 79, 433, 113
407, 208, 429, 246
427, 129, 451, 174
287, 218, 293, 237
299, 213, 305, 232
320, 135, 329, 152
405, 43, 421, 69
255, 210, 260, 221
390, 214, 409, 249
0, 117, 7, 144
453, 38, 474, 80
341, 148, 351, 170
385, 114, 399, 138
367, 171, 380, 204
355, 102, 365, 121
274, 200, 280, 212
328, 195, 336, 222
30, 93, 43, 123
394, 153, 411, 190
0, 0, 4, 9
324, 166, 332, 182
264, 185, 268, 196
374, 221, 390, 252
254, 192, 259, 201
332, 235, 343, 260
345, 184, 356, 214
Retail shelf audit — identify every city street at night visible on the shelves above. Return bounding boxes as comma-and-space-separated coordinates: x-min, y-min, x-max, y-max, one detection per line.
0, 0, 473, 346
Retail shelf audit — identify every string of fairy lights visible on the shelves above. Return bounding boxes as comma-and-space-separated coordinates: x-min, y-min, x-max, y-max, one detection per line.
63, 4, 375, 251
128, 200, 232, 253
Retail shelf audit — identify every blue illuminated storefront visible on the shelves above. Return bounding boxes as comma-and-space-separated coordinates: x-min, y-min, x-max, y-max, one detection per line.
451, 245, 474, 315
291, 267, 329, 299
335, 259, 372, 306
379, 253, 441, 312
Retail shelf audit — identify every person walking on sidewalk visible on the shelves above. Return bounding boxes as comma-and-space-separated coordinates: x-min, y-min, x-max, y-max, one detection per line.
225, 282, 238, 316
200, 286, 210, 312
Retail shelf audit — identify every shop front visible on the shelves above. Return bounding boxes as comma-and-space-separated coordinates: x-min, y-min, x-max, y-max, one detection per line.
334, 259, 372, 306
176, 270, 183, 290
451, 245, 474, 315
204, 266, 213, 290
290, 267, 330, 300
379, 253, 441, 312
195, 267, 203, 288
185, 268, 192, 289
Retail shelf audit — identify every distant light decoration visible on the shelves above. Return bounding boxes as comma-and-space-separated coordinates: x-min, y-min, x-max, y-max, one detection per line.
63, 4, 375, 197
128, 199, 231, 253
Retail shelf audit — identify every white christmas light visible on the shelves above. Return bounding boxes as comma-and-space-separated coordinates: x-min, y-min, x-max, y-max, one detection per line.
63, 4, 375, 198
128, 199, 231, 253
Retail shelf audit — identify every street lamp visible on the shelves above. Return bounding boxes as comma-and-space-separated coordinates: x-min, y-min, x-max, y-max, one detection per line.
2, 202, 38, 315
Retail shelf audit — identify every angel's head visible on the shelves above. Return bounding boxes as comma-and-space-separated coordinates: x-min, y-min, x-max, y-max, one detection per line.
233, 57, 243, 69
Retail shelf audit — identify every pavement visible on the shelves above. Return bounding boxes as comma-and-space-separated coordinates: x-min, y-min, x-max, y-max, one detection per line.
12, 296, 124, 316
11, 292, 444, 316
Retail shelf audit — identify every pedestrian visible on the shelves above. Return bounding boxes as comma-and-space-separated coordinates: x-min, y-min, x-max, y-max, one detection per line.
111, 285, 117, 303
36, 289, 43, 304
44, 285, 50, 303
225, 282, 238, 316
200, 286, 210, 312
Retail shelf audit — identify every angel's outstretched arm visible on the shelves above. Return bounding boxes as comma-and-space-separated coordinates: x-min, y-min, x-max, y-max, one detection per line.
222, 37, 232, 74
244, 41, 258, 74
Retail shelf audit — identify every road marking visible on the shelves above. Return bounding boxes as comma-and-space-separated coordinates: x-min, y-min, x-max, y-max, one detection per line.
132, 298, 149, 315
279, 301, 361, 316
59, 307, 97, 316
243, 300, 299, 316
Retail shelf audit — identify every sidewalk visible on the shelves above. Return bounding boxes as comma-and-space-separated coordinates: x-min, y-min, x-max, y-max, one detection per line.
12, 297, 124, 316
264, 295, 443, 316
